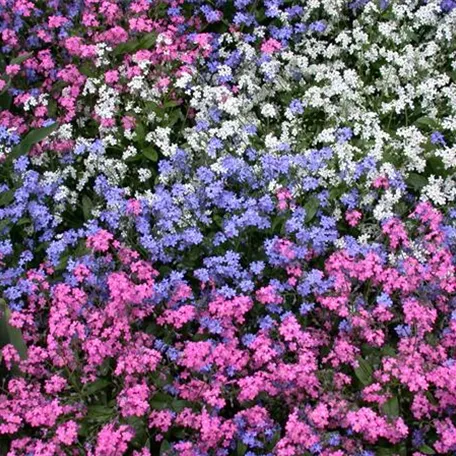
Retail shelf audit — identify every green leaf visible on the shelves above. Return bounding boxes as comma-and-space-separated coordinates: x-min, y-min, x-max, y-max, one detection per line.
79, 62, 96, 77
86, 405, 114, 421
0, 190, 14, 207
304, 196, 320, 223
113, 39, 141, 56
426, 156, 448, 177
382, 345, 396, 357
0, 90, 12, 109
150, 392, 173, 410
9, 123, 58, 160
135, 123, 146, 145
0, 300, 27, 359
10, 51, 33, 66
77, 420, 90, 437
171, 399, 190, 412
415, 116, 440, 130
142, 146, 158, 162
82, 195, 93, 220
125, 153, 143, 163
213, 215, 224, 229
425, 391, 438, 406
0, 437, 10, 456
376, 448, 396, 456
138, 32, 157, 50
406, 173, 428, 190
419, 444, 436, 455
354, 357, 373, 385
166, 110, 182, 127
266, 430, 281, 450
0, 219, 10, 231
329, 186, 344, 201
83, 378, 110, 396
162, 100, 180, 109
159, 440, 171, 456
376, 444, 406, 456
17, 217, 30, 226
144, 101, 160, 114
269, 215, 286, 237
127, 416, 147, 448
113, 33, 157, 56
55, 252, 70, 271
236, 440, 247, 456
47, 99, 58, 117
382, 395, 399, 417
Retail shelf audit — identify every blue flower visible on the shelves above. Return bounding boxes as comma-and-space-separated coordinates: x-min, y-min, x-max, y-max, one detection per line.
395, 324, 412, 338
376, 293, 393, 307
289, 99, 304, 114
431, 131, 447, 147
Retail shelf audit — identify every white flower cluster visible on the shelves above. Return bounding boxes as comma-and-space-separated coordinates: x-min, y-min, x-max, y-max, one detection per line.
14, 0, 456, 253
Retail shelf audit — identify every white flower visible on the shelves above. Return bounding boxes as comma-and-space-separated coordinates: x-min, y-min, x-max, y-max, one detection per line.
261, 103, 277, 118
138, 168, 152, 182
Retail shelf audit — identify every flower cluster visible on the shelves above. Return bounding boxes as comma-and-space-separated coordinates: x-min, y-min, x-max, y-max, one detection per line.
1, 0, 456, 455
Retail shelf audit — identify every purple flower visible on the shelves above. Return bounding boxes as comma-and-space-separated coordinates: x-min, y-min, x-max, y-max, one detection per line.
309, 21, 327, 33
349, 0, 371, 10
431, 131, 447, 147
395, 324, 412, 338
235, 0, 252, 8
328, 433, 341, 446
259, 315, 275, 330
441, 0, 456, 12
242, 334, 256, 347
289, 99, 304, 115
299, 302, 315, 315
336, 127, 353, 143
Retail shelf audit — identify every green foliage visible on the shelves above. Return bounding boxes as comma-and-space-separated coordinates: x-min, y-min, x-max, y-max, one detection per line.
82, 195, 93, 220
159, 439, 172, 455
113, 33, 157, 56
8, 123, 58, 161
382, 396, 399, 417
304, 196, 320, 223
0, 190, 15, 207
419, 444, 436, 454
0, 299, 27, 360
9, 52, 33, 66
354, 357, 373, 385
406, 173, 428, 191
142, 146, 158, 162
376, 444, 407, 456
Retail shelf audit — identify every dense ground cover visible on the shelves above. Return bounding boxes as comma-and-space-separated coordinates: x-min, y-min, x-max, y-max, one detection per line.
1, 0, 456, 455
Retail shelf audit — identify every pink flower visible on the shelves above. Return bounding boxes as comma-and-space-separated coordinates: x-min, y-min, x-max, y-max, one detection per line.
105, 70, 120, 85
276, 187, 293, 210
55, 420, 78, 445
48, 16, 69, 29
261, 38, 282, 54
94, 423, 134, 456
86, 229, 114, 252
373, 176, 390, 189
126, 198, 142, 216
382, 218, 409, 249
256, 285, 283, 305
149, 410, 174, 433
118, 383, 150, 417
1, 344, 21, 369
345, 209, 362, 227
6, 64, 20, 76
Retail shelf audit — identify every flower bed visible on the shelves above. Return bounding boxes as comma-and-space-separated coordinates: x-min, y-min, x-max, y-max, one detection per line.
1, 1, 456, 455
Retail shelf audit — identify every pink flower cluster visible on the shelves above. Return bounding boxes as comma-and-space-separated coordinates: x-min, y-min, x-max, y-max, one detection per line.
0, 0, 212, 152
1, 203, 456, 455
